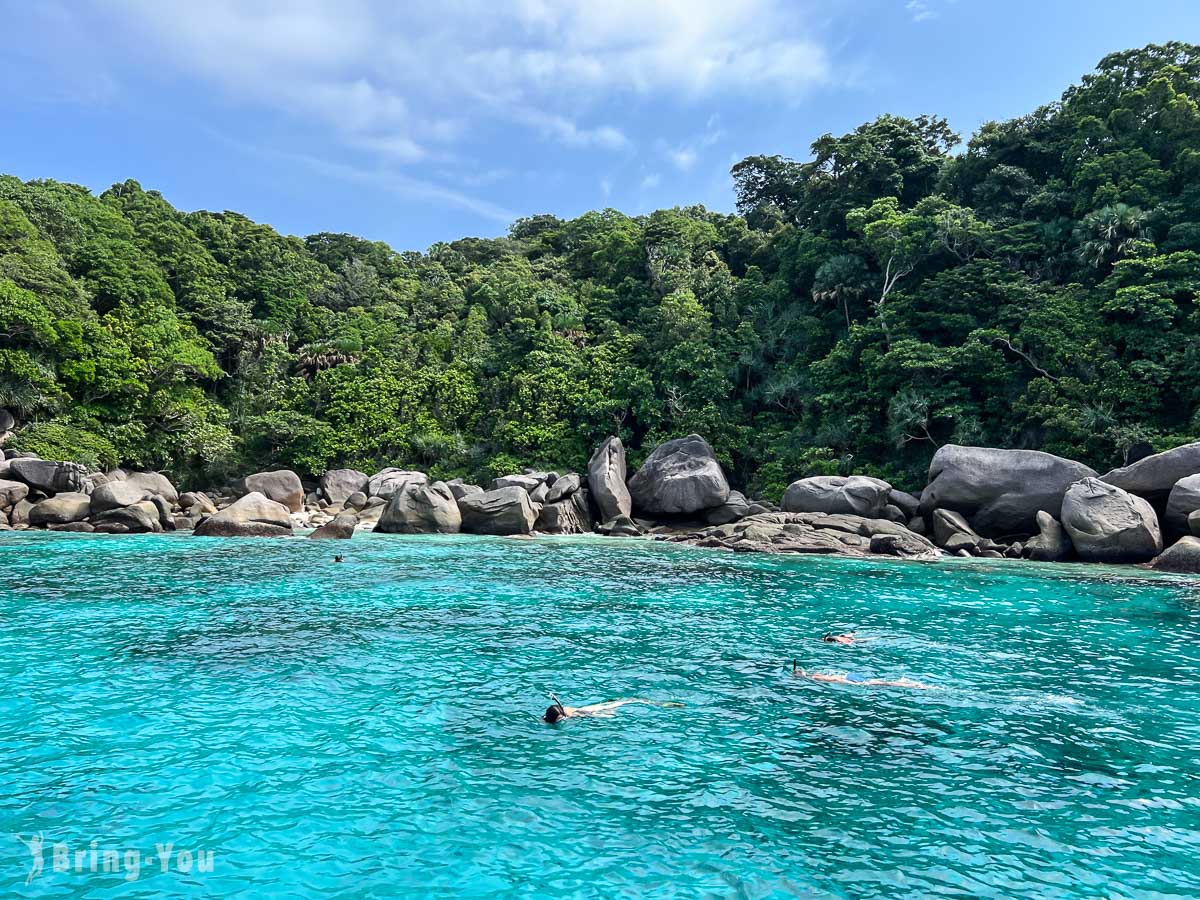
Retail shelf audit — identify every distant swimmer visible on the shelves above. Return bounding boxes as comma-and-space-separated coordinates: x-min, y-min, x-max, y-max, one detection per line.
334, 555, 345, 563
822, 631, 857, 646
542, 693, 683, 723
793, 661, 932, 690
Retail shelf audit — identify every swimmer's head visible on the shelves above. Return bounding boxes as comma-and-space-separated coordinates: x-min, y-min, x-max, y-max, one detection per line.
543, 705, 564, 723
822, 633, 835, 642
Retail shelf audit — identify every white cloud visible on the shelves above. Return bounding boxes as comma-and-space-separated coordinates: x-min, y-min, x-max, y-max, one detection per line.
641, 173, 662, 190
660, 117, 727, 171
600, 178, 613, 197
98, 0, 830, 160
19, 1, 835, 221
905, 1, 936, 22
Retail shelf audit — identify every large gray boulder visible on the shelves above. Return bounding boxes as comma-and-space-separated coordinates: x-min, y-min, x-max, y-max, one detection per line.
491, 474, 541, 492
1191, 509, 1200, 537
89, 480, 152, 515
124, 471, 179, 503
546, 473, 581, 504
587, 436, 632, 522
320, 469, 369, 506
10, 498, 33, 526
782, 476, 892, 518
447, 480, 484, 501
241, 469, 304, 513
888, 489, 921, 519
536, 491, 593, 534
919, 445, 1097, 537
1151, 536, 1200, 573
29, 492, 92, 526
194, 492, 293, 538
704, 490, 750, 525
179, 491, 217, 514
0, 478, 29, 508
458, 486, 538, 535
9, 458, 87, 495
366, 468, 427, 500
931, 509, 982, 552
1061, 478, 1162, 563
310, 513, 357, 540
375, 481, 462, 534
627, 434, 729, 516
1103, 441, 1200, 501
90, 500, 163, 534
1023, 511, 1071, 562
1165, 474, 1200, 534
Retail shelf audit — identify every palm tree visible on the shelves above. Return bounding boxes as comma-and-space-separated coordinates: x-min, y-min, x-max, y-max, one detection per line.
812, 254, 871, 329
1074, 204, 1147, 271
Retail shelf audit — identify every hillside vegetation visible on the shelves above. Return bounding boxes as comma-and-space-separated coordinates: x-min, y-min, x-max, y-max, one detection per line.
2, 43, 1199, 494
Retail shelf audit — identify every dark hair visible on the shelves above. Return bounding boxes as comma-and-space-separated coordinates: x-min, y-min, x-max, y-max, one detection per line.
822, 633, 834, 642
544, 705, 563, 723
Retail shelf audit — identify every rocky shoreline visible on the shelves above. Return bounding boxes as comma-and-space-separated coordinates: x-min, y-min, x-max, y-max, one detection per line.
2, 433, 1200, 574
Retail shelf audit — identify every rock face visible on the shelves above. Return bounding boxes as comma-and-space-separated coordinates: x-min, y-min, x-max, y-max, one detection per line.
29, 492, 92, 526
91, 500, 163, 534
627, 434, 729, 516
1151, 536, 1200, 573
179, 491, 217, 514
1165, 474, 1200, 534
89, 480, 152, 514
320, 469, 369, 506
1103, 441, 1200, 500
782, 476, 892, 518
545, 473, 581, 504
9, 459, 86, 495
309, 513, 357, 540
1061, 478, 1162, 563
888, 489, 921, 519
1024, 511, 1071, 562
447, 481, 483, 501
536, 491, 593, 534
194, 492, 293, 537
242, 470, 304, 513
375, 481, 462, 534
661, 511, 938, 558
919, 445, 1097, 537
931, 509, 982, 551
1191, 509, 1200, 537
124, 471, 178, 503
0, 478, 29, 508
366, 468, 427, 500
458, 486, 538, 535
587, 436, 632, 522
491, 474, 541, 492
704, 491, 750, 525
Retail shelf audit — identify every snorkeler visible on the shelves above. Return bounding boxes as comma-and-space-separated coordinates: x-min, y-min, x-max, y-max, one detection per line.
822, 631, 857, 646
542, 693, 683, 723
792, 661, 932, 690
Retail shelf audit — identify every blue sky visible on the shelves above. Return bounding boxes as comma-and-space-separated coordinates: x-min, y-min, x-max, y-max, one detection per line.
3, 0, 1199, 252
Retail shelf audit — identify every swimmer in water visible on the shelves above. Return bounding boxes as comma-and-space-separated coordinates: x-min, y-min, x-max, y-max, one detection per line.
334, 555, 345, 563
542, 693, 683, 723
822, 631, 856, 646
793, 661, 932, 690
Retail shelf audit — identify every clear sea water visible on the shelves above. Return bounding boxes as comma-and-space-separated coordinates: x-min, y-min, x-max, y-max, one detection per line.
1, 532, 1198, 899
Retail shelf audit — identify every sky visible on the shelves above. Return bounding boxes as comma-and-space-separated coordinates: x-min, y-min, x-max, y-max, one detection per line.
2, 0, 1199, 253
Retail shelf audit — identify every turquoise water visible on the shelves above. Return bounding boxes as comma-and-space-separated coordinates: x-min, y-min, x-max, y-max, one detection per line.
1, 533, 1198, 898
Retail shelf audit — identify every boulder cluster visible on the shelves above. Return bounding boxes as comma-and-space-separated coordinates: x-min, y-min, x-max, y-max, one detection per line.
5, 429, 1200, 573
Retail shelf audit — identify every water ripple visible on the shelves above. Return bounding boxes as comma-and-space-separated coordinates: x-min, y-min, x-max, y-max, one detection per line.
1, 532, 1198, 897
